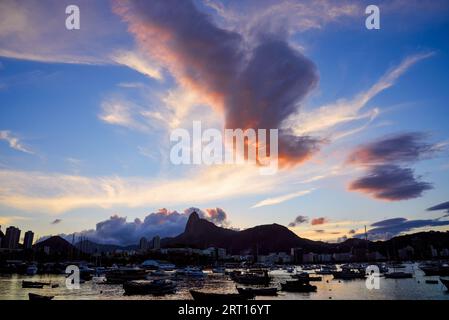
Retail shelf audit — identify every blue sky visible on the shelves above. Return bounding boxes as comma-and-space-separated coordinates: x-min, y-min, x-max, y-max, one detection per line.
1, 0, 449, 245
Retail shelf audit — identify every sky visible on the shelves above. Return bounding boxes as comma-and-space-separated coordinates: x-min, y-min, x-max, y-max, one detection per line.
1, 0, 449, 245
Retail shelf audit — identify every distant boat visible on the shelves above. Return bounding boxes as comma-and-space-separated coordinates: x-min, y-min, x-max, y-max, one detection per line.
280, 280, 317, 292
28, 293, 54, 301
190, 290, 251, 302
212, 267, 226, 274
22, 280, 50, 289
420, 263, 449, 276
230, 270, 270, 285
293, 272, 322, 282
176, 267, 205, 278
26, 265, 38, 276
123, 279, 176, 295
440, 278, 449, 291
105, 267, 148, 284
332, 269, 366, 280
236, 287, 278, 296
384, 272, 413, 279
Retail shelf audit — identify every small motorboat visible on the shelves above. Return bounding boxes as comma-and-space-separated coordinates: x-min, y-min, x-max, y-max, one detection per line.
384, 272, 413, 279
22, 280, 51, 289
28, 293, 54, 301
123, 279, 176, 295
440, 278, 449, 291
236, 287, 278, 296
190, 290, 251, 302
280, 280, 317, 292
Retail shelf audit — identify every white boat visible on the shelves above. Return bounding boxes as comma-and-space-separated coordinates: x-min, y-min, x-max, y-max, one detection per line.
159, 263, 176, 271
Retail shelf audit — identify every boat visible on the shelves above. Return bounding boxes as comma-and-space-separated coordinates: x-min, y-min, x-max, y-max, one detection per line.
440, 278, 449, 290
384, 272, 413, 279
292, 272, 322, 282
420, 262, 449, 276
26, 265, 38, 275
105, 267, 148, 284
388, 263, 406, 269
425, 280, 439, 284
150, 270, 168, 277
190, 290, 251, 302
332, 269, 366, 280
315, 265, 336, 275
79, 265, 94, 281
212, 267, 226, 274
159, 263, 176, 271
236, 287, 278, 296
286, 266, 294, 273
280, 280, 317, 292
230, 270, 270, 285
175, 266, 205, 278
22, 280, 51, 289
28, 293, 54, 301
123, 279, 176, 295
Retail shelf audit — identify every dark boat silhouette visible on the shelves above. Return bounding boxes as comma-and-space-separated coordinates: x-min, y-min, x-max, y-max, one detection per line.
280, 280, 317, 292
28, 293, 54, 301
22, 280, 51, 289
123, 279, 176, 295
190, 290, 251, 302
384, 272, 413, 279
230, 270, 270, 285
440, 278, 449, 291
236, 287, 278, 296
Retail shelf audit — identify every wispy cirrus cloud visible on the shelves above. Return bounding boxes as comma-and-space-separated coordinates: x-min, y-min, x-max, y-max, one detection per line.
252, 189, 314, 208
0, 130, 34, 154
286, 53, 434, 139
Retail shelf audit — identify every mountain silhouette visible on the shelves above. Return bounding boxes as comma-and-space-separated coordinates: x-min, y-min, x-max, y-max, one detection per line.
164, 211, 331, 254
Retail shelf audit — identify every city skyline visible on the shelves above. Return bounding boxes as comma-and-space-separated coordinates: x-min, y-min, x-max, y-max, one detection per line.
1, 0, 449, 245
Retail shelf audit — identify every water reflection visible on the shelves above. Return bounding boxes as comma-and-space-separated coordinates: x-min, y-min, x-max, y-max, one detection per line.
1, 263, 448, 300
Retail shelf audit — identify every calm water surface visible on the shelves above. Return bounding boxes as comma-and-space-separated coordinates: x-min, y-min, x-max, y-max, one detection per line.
1, 263, 448, 300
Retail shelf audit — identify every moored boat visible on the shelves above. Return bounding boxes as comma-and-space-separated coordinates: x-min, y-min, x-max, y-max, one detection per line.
293, 272, 322, 282
22, 280, 51, 289
105, 267, 148, 284
332, 269, 366, 280
123, 279, 176, 295
230, 270, 270, 285
190, 290, 251, 302
440, 278, 449, 290
384, 272, 413, 279
420, 262, 449, 276
280, 280, 317, 292
28, 293, 54, 301
236, 287, 278, 296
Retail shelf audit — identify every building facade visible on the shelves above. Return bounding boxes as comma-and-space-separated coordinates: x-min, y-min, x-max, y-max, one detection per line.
23, 231, 34, 249
3, 226, 21, 249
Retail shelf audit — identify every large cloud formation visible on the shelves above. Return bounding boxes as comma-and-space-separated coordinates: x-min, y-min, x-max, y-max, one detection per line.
347, 133, 439, 201
113, 0, 321, 167
360, 217, 449, 240
66, 207, 228, 245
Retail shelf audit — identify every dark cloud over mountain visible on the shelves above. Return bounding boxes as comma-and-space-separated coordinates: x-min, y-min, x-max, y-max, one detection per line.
114, 0, 322, 167
288, 215, 308, 227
